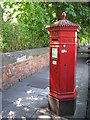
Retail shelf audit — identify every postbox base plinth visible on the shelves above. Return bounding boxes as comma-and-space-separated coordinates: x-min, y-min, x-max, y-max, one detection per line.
48, 95, 76, 116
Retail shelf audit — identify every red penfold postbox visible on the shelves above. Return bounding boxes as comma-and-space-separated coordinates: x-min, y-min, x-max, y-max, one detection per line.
46, 12, 81, 116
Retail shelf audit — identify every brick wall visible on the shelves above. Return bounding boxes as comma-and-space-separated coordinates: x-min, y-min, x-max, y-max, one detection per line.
0, 49, 49, 90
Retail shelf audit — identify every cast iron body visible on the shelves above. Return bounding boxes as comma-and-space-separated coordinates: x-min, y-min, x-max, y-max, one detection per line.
46, 12, 81, 116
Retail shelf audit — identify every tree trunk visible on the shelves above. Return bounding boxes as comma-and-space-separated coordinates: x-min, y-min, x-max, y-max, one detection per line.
55, 2, 60, 20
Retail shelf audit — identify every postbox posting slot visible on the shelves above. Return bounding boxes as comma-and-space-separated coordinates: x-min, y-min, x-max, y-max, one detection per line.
52, 38, 58, 41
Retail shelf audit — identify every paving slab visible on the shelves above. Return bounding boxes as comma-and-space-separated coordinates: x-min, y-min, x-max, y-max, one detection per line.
27, 77, 49, 89
2, 103, 36, 118
74, 103, 87, 118
29, 95, 48, 109
32, 108, 54, 119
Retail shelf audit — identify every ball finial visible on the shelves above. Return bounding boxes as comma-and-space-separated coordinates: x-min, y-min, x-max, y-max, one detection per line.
62, 12, 66, 19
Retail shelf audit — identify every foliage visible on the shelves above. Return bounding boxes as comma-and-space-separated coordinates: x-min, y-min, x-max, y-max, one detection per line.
2, 2, 90, 52
2, 2, 50, 52
44, 2, 90, 44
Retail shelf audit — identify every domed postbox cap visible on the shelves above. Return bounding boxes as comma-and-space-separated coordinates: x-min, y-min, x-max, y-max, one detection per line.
46, 12, 81, 31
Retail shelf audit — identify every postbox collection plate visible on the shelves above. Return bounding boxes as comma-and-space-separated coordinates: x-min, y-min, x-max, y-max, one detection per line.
52, 47, 58, 59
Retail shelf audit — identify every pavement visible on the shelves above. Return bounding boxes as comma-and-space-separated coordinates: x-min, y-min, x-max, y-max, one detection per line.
86, 60, 90, 119
1, 47, 89, 119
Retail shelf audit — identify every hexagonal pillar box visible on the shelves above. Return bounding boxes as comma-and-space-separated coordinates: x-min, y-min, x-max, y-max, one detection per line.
46, 12, 81, 116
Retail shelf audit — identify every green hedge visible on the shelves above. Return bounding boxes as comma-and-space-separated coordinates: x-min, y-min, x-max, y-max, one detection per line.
3, 21, 49, 52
